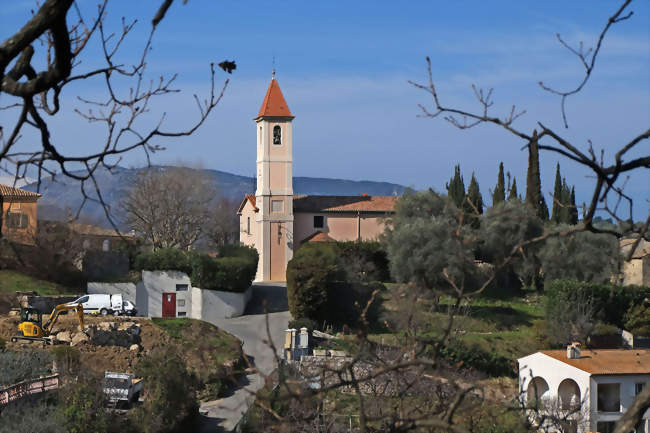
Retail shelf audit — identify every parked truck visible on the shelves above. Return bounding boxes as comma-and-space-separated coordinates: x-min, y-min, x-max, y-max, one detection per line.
103, 372, 143, 407
66, 294, 136, 316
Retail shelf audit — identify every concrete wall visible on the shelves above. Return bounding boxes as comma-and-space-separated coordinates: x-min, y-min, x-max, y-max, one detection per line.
141, 270, 192, 318
190, 285, 252, 321
87, 282, 136, 303
589, 375, 650, 432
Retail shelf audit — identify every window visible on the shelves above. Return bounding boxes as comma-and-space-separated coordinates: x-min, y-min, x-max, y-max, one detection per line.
272, 200, 284, 213
77, 296, 89, 304
247, 217, 251, 234
177, 299, 185, 307
175, 284, 189, 291
596, 421, 616, 433
5, 212, 28, 229
273, 125, 281, 145
9, 202, 21, 210
102, 239, 110, 251
597, 383, 621, 412
177, 312, 186, 317
313, 215, 324, 229
635, 382, 646, 396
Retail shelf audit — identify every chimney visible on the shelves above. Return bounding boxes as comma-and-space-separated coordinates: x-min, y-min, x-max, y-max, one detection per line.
566, 342, 581, 359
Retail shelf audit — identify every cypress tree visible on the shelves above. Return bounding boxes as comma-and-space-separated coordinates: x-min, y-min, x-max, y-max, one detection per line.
551, 163, 563, 223
467, 172, 483, 228
492, 162, 506, 206
569, 187, 579, 224
559, 178, 572, 224
446, 164, 465, 209
508, 177, 519, 201
525, 130, 549, 220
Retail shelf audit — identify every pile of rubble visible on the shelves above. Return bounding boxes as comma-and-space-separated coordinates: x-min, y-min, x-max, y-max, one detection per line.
53, 321, 142, 351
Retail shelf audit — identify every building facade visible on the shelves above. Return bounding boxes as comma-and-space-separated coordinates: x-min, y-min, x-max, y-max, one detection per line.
518, 347, 650, 433
0, 184, 40, 245
238, 77, 397, 282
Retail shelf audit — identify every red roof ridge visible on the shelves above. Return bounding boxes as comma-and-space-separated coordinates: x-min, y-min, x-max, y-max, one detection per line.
256, 78, 294, 119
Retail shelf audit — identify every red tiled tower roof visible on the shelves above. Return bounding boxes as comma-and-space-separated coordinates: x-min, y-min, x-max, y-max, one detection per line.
256, 78, 294, 119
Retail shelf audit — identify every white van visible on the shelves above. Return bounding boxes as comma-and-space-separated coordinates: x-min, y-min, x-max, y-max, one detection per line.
67, 294, 136, 316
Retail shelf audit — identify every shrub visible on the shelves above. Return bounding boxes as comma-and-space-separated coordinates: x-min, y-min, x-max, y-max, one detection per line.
544, 280, 650, 345
0, 349, 52, 387
624, 301, 650, 336
57, 376, 109, 433
134, 245, 258, 293
337, 241, 391, 282
134, 248, 192, 274
51, 345, 81, 376
132, 345, 199, 433
288, 318, 318, 331
287, 243, 384, 330
438, 340, 514, 377
287, 243, 340, 324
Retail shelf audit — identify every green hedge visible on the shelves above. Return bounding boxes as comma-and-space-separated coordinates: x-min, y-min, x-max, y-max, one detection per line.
438, 340, 514, 377
286, 242, 383, 330
134, 245, 258, 293
545, 279, 650, 329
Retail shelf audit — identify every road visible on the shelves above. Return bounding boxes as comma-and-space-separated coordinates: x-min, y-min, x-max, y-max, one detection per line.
198, 283, 290, 432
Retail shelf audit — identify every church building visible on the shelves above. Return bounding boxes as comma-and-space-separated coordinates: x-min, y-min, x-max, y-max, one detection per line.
238, 75, 397, 282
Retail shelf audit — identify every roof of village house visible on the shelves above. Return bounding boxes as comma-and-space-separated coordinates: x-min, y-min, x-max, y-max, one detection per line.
293, 195, 398, 213
0, 184, 41, 199
537, 349, 650, 375
256, 78, 294, 119
301, 231, 336, 244
39, 220, 133, 238
237, 194, 259, 214
620, 238, 650, 259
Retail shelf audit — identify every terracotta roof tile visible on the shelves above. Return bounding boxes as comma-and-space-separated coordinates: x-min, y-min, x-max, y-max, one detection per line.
539, 349, 650, 375
293, 195, 398, 213
237, 194, 259, 214
302, 231, 335, 244
256, 79, 294, 119
0, 184, 41, 199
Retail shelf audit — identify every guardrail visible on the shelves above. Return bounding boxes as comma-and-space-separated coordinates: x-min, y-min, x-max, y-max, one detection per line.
0, 374, 60, 406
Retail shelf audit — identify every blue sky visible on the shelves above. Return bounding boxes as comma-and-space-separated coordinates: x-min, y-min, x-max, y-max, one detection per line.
1, 1, 648, 219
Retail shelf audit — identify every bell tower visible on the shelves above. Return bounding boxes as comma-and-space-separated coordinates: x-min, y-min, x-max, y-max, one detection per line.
253, 73, 294, 281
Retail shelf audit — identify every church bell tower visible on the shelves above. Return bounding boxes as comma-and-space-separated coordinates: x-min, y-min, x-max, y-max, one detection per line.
253, 72, 294, 281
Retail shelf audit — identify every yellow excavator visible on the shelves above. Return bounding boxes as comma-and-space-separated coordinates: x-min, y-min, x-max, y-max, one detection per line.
11, 303, 85, 346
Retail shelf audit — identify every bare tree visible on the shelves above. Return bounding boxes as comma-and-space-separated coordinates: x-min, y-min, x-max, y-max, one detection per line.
0, 0, 230, 232
120, 167, 215, 250
204, 197, 240, 249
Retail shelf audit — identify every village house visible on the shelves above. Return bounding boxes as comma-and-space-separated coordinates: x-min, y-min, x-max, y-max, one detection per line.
620, 238, 650, 287
0, 184, 40, 245
238, 75, 397, 282
518, 345, 650, 433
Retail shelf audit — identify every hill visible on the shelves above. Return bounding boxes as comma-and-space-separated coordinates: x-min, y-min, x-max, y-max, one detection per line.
23, 166, 406, 227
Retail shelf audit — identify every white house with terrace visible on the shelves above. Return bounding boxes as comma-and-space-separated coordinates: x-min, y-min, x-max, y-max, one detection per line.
518, 345, 650, 433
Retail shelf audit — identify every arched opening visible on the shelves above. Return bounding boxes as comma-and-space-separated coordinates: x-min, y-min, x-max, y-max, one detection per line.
102, 239, 110, 251
273, 125, 281, 145
558, 379, 581, 410
526, 377, 549, 406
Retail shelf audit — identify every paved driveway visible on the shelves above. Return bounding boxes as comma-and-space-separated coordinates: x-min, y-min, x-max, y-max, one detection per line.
198, 283, 290, 432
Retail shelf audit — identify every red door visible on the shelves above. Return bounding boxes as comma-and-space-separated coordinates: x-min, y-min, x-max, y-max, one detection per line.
162, 293, 176, 318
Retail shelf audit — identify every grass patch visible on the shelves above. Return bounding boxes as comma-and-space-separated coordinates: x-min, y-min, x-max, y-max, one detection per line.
0, 270, 77, 295
151, 317, 190, 339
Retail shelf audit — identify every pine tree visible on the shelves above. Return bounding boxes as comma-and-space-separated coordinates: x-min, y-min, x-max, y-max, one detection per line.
551, 163, 563, 223
508, 177, 519, 201
569, 187, 579, 224
446, 164, 465, 209
525, 130, 549, 220
467, 172, 483, 228
492, 162, 506, 206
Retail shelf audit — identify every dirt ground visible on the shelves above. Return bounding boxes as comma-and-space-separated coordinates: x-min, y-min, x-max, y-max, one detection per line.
0, 314, 240, 377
